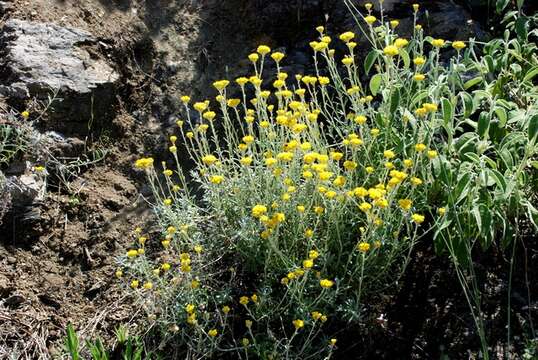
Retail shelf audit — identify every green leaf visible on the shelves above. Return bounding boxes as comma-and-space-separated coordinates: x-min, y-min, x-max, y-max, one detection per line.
390, 87, 400, 114
65, 324, 80, 360
400, 48, 410, 69
524, 201, 538, 229
484, 55, 495, 73
442, 98, 454, 128
369, 73, 382, 96
460, 91, 474, 118
477, 111, 490, 138
523, 66, 538, 83
453, 173, 472, 205
473, 204, 493, 249
529, 114, 538, 141
464, 76, 483, 90
364, 50, 378, 75
487, 168, 507, 193
411, 90, 429, 109
517, 0, 524, 10
515, 17, 529, 41
494, 107, 507, 128
496, 0, 510, 13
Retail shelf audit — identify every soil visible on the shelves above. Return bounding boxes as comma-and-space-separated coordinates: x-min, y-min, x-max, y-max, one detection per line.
0, 0, 536, 359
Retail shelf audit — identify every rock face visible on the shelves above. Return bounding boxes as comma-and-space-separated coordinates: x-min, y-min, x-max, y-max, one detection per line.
0, 19, 120, 134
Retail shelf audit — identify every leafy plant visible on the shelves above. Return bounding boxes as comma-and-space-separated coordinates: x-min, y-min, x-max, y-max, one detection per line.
117, 1, 537, 358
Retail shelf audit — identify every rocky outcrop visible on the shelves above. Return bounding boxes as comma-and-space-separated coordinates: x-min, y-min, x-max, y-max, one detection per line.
0, 19, 120, 134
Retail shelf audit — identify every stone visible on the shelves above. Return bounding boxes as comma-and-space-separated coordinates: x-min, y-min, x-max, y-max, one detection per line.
0, 19, 120, 134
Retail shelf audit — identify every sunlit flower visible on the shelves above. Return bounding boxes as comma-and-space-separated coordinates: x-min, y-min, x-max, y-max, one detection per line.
411, 213, 425, 224
357, 242, 370, 253
292, 319, 304, 330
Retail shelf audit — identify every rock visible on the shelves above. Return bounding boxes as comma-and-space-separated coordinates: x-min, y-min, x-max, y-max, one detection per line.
5, 172, 45, 205
0, 19, 120, 134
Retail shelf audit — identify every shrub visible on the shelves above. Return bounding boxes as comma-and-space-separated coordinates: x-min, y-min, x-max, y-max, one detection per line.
118, 1, 537, 358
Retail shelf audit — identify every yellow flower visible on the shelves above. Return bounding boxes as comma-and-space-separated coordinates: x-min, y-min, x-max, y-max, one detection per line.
161, 263, 171, 271
115, 269, 123, 278
251, 205, 267, 218
330, 338, 337, 346
271, 52, 285, 62
208, 329, 218, 337
239, 296, 249, 305
134, 157, 154, 169
342, 56, 354, 66
248, 53, 259, 62
303, 259, 314, 269
212, 80, 230, 91
185, 303, 196, 313
191, 280, 200, 289
411, 177, 423, 186
383, 45, 399, 57
383, 150, 395, 159
245, 320, 253, 328
413, 3, 419, 12
222, 305, 231, 314
357, 242, 370, 253
413, 56, 426, 66
305, 228, 314, 238
311, 311, 322, 320
202, 154, 218, 166
236, 77, 249, 86
359, 202, 372, 212
265, 157, 277, 167
193, 102, 208, 112
452, 41, 466, 50
411, 213, 425, 224
415, 143, 427, 152
227, 98, 240, 107
257, 45, 271, 55
427, 150, 438, 159
180, 95, 191, 103
143, 282, 153, 290
240, 156, 253, 166
343, 160, 357, 171
210, 175, 224, 184
320, 279, 334, 288
390, 20, 399, 28
432, 38, 446, 48
277, 152, 294, 162
414, 73, 426, 81
242, 338, 250, 347
21, 111, 30, 119
305, 251, 317, 261
130, 280, 139, 289
355, 115, 367, 124
186, 131, 194, 139
314, 206, 325, 215
292, 319, 304, 330
365, 15, 376, 25
242, 135, 255, 144
423, 103, 438, 112
365, 2, 372, 10
339, 31, 355, 42
415, 24, 423, 30
371, 128, 380, 137
398, 199, 413, 211
127, 249, 138, 258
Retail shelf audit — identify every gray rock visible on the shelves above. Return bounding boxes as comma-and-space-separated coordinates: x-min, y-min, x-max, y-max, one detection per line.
0, 19, 120, 134
5, 171, 45, 205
